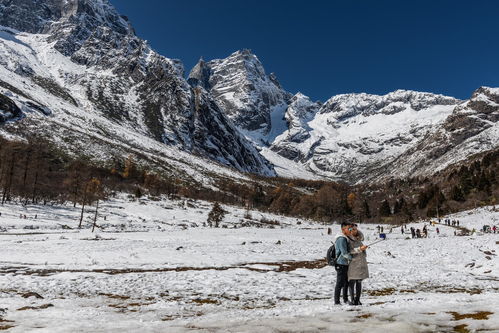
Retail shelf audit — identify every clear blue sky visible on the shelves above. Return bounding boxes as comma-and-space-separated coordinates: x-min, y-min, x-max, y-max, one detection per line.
110, 0, 499, 102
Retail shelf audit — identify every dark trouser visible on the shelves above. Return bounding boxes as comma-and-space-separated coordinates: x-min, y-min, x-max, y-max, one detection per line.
334, 264, 349, 304
348, 279, 363, 305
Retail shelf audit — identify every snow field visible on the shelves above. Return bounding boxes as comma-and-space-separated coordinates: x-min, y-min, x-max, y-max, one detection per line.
0, 195, 497, 332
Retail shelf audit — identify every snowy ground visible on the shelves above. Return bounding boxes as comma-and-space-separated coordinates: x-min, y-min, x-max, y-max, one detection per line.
0, 195, 498, 332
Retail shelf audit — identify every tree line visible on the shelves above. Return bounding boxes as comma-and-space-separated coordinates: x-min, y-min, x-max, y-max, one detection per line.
0, 135, 497, 225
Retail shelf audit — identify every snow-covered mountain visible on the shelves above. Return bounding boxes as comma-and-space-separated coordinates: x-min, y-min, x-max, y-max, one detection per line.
0, 0, 275, 180
0, 0, 497, 185
187, 47, 498, 183
188, 50, 292, 144
379, 87, 499, 181
265, 90, 465, 182
264, 88, 499, 183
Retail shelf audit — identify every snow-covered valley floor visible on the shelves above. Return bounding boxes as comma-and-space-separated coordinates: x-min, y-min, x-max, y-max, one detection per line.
0, 195, 498, 332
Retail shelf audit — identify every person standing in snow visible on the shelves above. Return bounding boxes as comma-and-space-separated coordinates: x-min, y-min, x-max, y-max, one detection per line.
346, 224, 368, 305
436, 227, 440, 235
416, 229, 421, 238
334, 222, 355, 305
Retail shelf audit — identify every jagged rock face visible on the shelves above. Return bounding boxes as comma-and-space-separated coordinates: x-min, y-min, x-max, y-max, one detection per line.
190, 88, 275, 175
0, 92, 22, 122
268, 90, 463, 183
188, 50, 292, 134
0, 0, 64, 34
0, 0, 275, 177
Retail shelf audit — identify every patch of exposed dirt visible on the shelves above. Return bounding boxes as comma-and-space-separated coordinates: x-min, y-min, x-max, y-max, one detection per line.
17, 303, 53, 311
108, 301, 155, 312
162, 312, 203, 321
448, 311, 494, 321
0, 259, 328, 276
99, 293, 130, 300
437, 287, 483, 295
356, 313, 373, 319
0, 325, 15, 331
399, 289, 417, 294
367, 288, 396, 296
190, 298, 220, 305
453, 324, 470, 333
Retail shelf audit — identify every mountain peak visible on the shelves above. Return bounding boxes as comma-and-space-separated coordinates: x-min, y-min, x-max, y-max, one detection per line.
188, 51, 291, 134
188, 57, 212, 89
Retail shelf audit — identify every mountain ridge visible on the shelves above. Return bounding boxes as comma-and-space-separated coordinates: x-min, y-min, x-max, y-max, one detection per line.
0, 0, 497, 186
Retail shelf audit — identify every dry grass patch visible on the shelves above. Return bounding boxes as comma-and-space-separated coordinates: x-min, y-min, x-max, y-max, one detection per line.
447, 311, 493, 321
99, 293, 130, 300
367, 288, 396, 296
191, 298, 220, 305
356, 313, 373, 319
0, 325, 15, 331
17, 303, 53, 311
453, 324, 470, 333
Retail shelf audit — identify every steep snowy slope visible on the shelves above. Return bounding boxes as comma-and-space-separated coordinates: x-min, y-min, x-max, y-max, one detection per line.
266, 90, 463, 182
0, 0, 275, 178
378, 86, 499, 181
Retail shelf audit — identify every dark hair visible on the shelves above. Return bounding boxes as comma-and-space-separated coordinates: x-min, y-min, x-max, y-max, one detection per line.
341, 222, 354, 228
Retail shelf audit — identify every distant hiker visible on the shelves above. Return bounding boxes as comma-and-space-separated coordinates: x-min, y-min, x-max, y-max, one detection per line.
493, 225, 497, 234
422, 225, 428, 238
334, 222, 355, 305
410, 227, 416, 239
436, 227, 440, 235
346, 225, 369, 306
454, 230, 457, 236
380, 226, 384, 233
376, 225, 381, 233
457, 220, 460, 226
416, 229, 422, 238
401, 226, 404, 234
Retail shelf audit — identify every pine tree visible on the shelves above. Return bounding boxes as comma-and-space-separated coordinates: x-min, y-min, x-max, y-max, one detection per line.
207, 202, 227, 228
450, 185, 465, 202
362, 200, 371, 218
379, 200, 391, 217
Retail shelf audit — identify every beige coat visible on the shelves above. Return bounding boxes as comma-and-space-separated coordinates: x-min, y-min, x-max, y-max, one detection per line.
347, 230, 369, 280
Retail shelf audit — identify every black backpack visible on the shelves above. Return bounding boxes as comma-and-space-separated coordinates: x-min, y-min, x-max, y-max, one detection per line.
326, 242, 337, 266
327, 236, 349, 266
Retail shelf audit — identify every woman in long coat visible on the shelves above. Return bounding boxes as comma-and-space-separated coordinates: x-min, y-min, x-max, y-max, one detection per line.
347, 226, 369, 305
